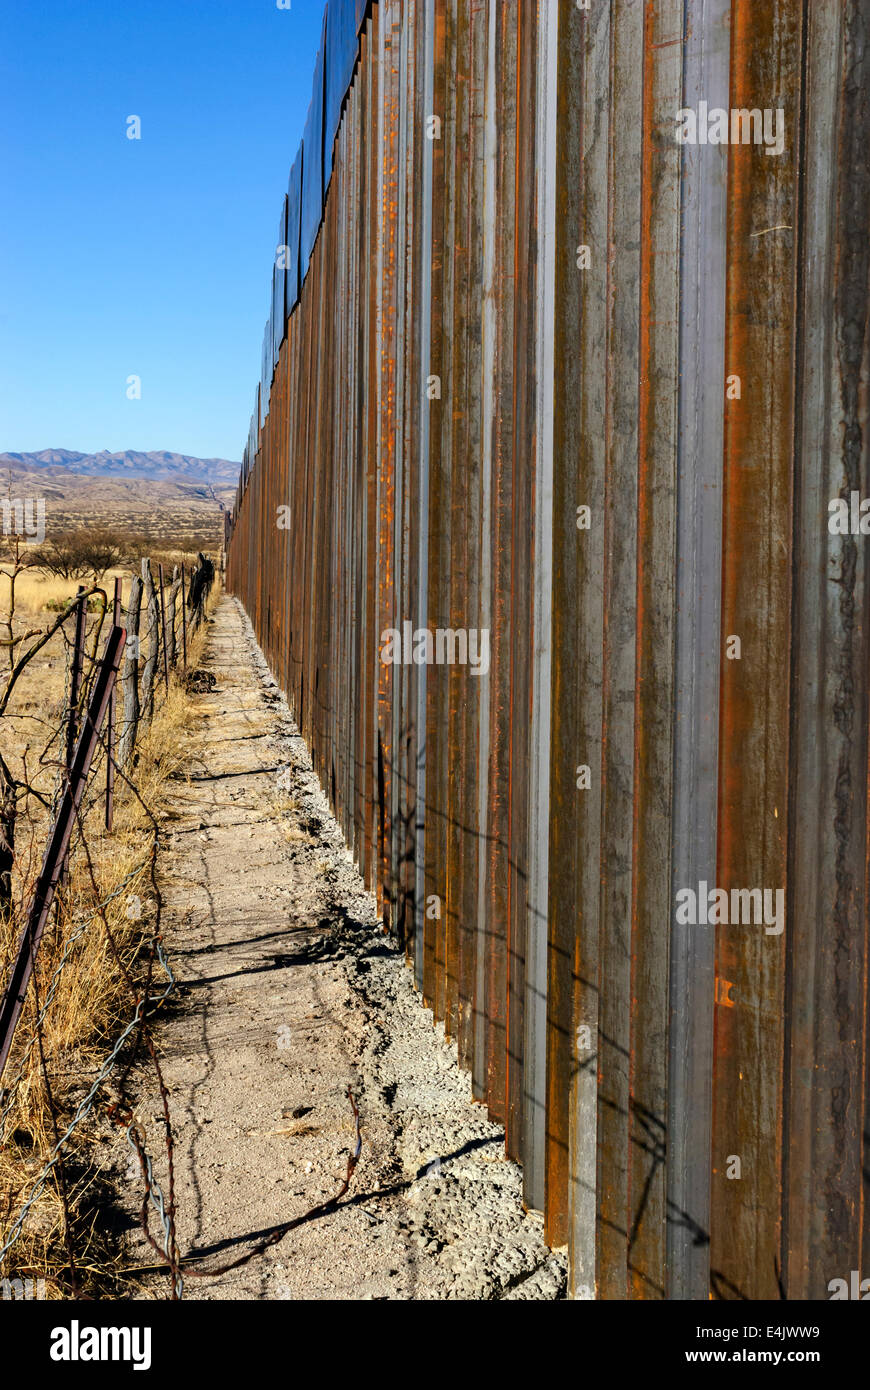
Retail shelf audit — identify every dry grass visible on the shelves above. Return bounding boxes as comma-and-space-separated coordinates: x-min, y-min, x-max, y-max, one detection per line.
1, 563, 209, 811
5, 568, 122, 613
0, 583, 218, 1298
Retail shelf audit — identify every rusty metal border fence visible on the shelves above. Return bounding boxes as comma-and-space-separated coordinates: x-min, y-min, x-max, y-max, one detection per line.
226, 0, 870, 1301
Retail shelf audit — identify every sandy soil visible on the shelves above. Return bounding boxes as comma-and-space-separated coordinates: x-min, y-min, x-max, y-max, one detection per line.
117, 595, 565, 1301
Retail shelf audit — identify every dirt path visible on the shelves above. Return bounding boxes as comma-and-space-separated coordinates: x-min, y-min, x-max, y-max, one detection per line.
120, 595, 565, 1300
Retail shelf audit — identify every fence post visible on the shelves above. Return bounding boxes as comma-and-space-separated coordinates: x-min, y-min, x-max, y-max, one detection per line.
61, 587, 87, 883
186, 554, 215, 634
0, 754, 14, 919
105, 577, 122, 829
0, 627, 126, 1080
167, 565, 180, 668
180, 566, 188, 669
65, 587, 87, 778
158, 563, 170, 689
118, 576, 142, 769
140, 559, 159, 726
185, 561, 197, 634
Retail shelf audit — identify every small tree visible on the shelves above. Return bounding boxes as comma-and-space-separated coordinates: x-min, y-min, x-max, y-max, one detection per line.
1, 533, 42, 672
30, 533, 89, 580
79, 530, 125, 581
31, 529, 125, 582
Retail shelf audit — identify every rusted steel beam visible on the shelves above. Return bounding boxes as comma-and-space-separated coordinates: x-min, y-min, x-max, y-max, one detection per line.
413, 0, 433, 993
548, 0, 589, 1275
422, 0, 447, 1018
365, 6, 382, 908
398, 0, 420, 964
710, 0, 801, 1302
446, 0, 473, 1064
505, 0, 536, 1170
667, 0, 730, 1303
786, 0, 870, 1301
472, 0, 497, 1101
593, 0, 644, 1297
625, 0, 681, 1301
525, 0, 556, 1220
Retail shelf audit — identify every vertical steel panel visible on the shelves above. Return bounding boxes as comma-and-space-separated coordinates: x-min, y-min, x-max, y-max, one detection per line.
595, 0, 643, 1299
567, 0, 609, 1293
398, 0, 419, 961
667, 0, 730, 1302
413, 0, 435, 993
525, 0, 556, 1218
505, 0, 536, 1168
287, 147, 303, 312
786, 0, 870, 1300
447, 0, 473, 1064
548, 0, 587, 1275
422, 0, 447, 1018
472, 0, 497, 1099
626, 0, 681, 1301
326, 0, 360, 185
711, 0, 801, 1301
301, 14, 327, 285
479, 0, 516, 1131
273, 194, 288, 365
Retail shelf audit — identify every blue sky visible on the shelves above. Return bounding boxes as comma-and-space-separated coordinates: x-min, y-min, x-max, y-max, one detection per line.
0, 0, 325, 462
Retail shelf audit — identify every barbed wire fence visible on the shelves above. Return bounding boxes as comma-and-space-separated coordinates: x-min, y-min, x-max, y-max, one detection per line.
0, 550, 215, 1300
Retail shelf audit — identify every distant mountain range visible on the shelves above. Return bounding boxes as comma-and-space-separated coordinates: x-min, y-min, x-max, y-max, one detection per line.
0, 449, 240, 487
0, 449, 238, 549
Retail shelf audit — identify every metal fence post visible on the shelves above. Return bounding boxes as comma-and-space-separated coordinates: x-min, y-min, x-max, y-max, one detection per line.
105, 576, 122, 829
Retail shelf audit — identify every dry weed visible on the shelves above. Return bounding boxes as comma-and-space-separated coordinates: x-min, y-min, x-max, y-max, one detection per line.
0, 580, 219, 1298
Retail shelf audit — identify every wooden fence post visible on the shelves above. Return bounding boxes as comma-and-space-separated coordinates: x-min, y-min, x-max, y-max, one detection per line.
180, 566, 188, 670
157, 563, 170, 689
61, 587, 87, 883
105, 576, 121, 828
167, 565, 180, 668
140, 559, 159, 726
118, 575, 142, 769
186, 554, 215, 634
